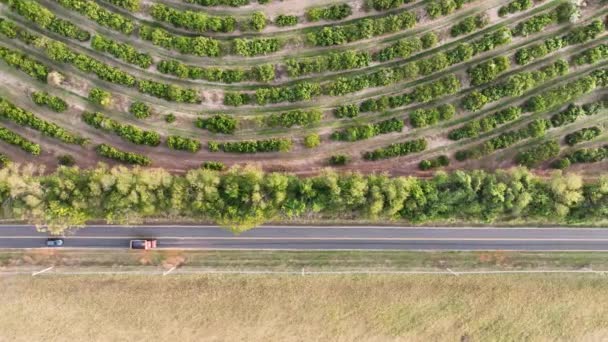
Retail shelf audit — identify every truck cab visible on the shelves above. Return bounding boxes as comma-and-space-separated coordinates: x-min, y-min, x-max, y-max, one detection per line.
130, 239, 157, 250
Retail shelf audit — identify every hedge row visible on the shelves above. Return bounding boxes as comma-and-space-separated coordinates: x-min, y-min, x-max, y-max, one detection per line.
285, 51, 371, 77
551, 101, 608, 127
275, 15, 298, 27
560, 145, 608, 166
3, 0, 90, 41
450, 13, 488, 37
54, 0, 134, 34
331, 118, 404, 142
426, 0, 469, 19
208, 138, 292, 153
512, 3, 575, 36
139, 25, 221, 57
0, 125, 40, 155
0, 97, 86, 145
265, 109, 322, 128
253, 82, 321, 105
201, 161, 226, 171
498, 0, 533, 17
96, 143, 151, 166
106, 0, 139, 11
0, 153, 10, 168
306, 4, 352, 21
467, 56, 510, 86
515, 140, 560, 167
32, 91, 68, 112
367, 0, 411, 11
565, 126, 601, 146
463, 59, 569, 111
375, 33, 437, 62
167, 135, 202, 152
573, 44, 608, 65
195, 114, 237, 134
307, 10, 416, 46
233, 38, 281, 56
0, 46, 49, 82
419, 155, 449, 170
409, 104, 455, 128
363, 138, 427, 160
150, 3, 236, 33
91, 35, 152, 69
157, 60, 275, 83
448, 106, 521, 140
82, 111, 160, 146
334, 104, 360, 118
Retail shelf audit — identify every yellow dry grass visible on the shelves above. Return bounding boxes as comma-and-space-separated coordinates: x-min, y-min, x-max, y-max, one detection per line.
1, 274, 608, 341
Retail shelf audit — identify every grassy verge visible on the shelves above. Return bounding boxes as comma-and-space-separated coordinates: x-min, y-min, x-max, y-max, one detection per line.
2, 272, 608, 340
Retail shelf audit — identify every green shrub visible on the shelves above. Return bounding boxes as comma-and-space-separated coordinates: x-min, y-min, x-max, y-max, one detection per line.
329, 154, 350, 165
275, 14, 298, 26
196, 114, 237, 134
304, 133, 321, 148
363, 138, 427, 160
249, 11, 267, 31
129, 101, 151, 119
306, 4, 352, 21
167, 136, 202, 152
201, 161, 226, 171
57, 154, 75, 166
96, 143, 151, 165
515, 140, 560, 167
31, 91, 68, 112
88, 88, 111, 107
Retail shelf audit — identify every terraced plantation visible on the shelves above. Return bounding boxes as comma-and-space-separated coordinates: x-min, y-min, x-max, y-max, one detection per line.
0, 0, 606, 176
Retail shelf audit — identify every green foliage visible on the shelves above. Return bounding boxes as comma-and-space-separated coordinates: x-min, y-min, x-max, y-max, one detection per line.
266, 109, 322, 128
470, 26, 512, 55
0, 154, 10, 168
223, 92, 251, 106
516, 140, 560, 167
233, 38, 281, 56
409, 104, 455, 128
55, 0, 134, 34
376, 36, 423, 62
499, 0, 532, 17
158, 59, 245, 83
563, 19, 605, 45
467, 56, 510, 86
252, 64, 276, 82
0, 46, 49, 82
574, 44, 608, 65
96, 143, 151, 166
150, 3, 236, 33
201, 161, 226, 171
303, 133, 321, 148
184, 0, 249, 6
167, 136, 202, 152
449, 106, 521, 140
564, 145, 608, 165
275, 14, 298, 27
107, 0, 139, 11
82, 112, 160, 146
31, 91, 67, 112
329, 154, 350, 165
366, 0, 409, 11
286, 51, 371, 77
514, 37, 564, 65
307, 11, 416, 46
331, 118, 404, 142
0, 97, 85, 144
196, 114, 237, 134
255, 82, 321, 105
129, 101, 151, 119
209, 138, 292, 153
426, 0, 468, 19
512, 12, 556, 36
5, 0, 90, 41
306, 4, 352, 21
249, 11, 267, 31
419, 155, 449, 170
88, 88, 111, 107
565, 127, 601, 146
91, 35, 152, 69
364, 138, 427, 160
139, 25, 221, 57
57, 154, 75, 166
0, 126, 40, 155
450, 14, 488, 37
334, 104, 360, 118
551, 101, 607, 127
165, 113, 176, 123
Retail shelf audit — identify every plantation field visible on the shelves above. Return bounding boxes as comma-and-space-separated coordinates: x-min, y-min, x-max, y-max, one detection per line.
2, 273, 608, 340
0, 0, 606, 175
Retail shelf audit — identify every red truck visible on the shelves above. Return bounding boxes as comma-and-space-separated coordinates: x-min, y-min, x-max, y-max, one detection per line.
130, 239, 157, 250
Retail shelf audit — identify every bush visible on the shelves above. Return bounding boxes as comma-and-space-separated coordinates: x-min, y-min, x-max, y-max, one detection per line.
409, 104, 455, 128
157, 59, 250, 83
331, 118, 404, 141
0, 126, 40, 155
209, 138, 293, 153
306, 4, 352, 21
233, 38, 281, 56
498, 0, 532, 17
57, 154, 75, 166
150, 3, 236, 33
426, 0, 468, 19
266, 109, 322, 128
334, 104, 360, 118
96, 143, 151, 166
566, 145, 608, 164
107, 0, 140, 11
514, 37, 564, 65
512, 12, 555, 36
574, 44, 608, 65
467, 56, 510, 86
0, 46, 49, 82
255, 82, 321, 105
515, 140, 560, 167
82, 111, 160, 146
450, 14, 488, 37
329, 154, 350, 165
184, 0, 249, 6
88, 88, 111, 107
551, 158, 571, 169
366, 0, 409, 11
304, 134, 321, 148
249, 11, 267, 31
363, 138, 427, 160
139, 25, 221, 57
551, 101, 608, 127
165, 113, 176, 123
55, 0, 134, 34
31, 91, 68, 112
224, 92, 251, 106
196, 114, 237, 134
167, 136, 202, 152
201, 161, 226, 171
525, 73, 601, 113
275, 14, 298, 27
129, 101, 151, 119
565, 127, 601, 146
91, 35, 152, 69
419, 155, 449, 170
286, 51, 371, 77
449, 106, 521, 140
376, 36, 423, 62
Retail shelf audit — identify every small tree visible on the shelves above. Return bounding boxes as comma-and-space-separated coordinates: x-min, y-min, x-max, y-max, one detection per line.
304, 133, 321, 148
88, 88, 111, 107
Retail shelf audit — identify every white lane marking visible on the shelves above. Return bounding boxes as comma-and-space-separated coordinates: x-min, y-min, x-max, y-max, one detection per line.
163, 266, 176, 276
32, 266, 53, 276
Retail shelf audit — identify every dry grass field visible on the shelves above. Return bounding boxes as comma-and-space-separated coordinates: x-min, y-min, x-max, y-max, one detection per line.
2, 273, 608, 341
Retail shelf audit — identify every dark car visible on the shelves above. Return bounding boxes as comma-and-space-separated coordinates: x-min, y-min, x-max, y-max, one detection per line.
46, 238, 64, 247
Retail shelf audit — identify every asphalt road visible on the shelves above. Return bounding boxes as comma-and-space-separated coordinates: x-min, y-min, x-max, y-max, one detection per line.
1, 225, 608, 251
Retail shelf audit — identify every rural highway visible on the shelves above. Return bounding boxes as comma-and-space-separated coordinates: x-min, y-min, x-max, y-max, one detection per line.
1, 225, 608, 251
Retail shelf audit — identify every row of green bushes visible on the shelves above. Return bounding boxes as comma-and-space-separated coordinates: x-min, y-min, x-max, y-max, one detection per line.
363, 138, 427, 160
0, 126, 40, 155
139, 25, 221, 57
106, 0, 139, 11
467, 56, 510, 86
195, 114, 237, 134
157, 60, 275, 83
450, 13, 488, 37
551, 101, 607, 127
498, 0, 533, 17
54, 0, 134, 34
375, 33, 437, 62
511, 3, 574, 37
419, 155, 449, 170
0, 46, 49, 82
448, 106, 521, 140
265, 109, 322, 128
573, 44, 608, 66
208, 138, 292, 153
0, 97, 86, 144
150, 3, 236, 33
366, 0, 411, 11
285, 51, 371, 77
426, 0, 469, 19
331, 118, 404, 141
555, 145, 608, 168
306, 3, 352, 21
82, 111, 160, 146
166, 135, 201, 152
409, 104, 455, 128
565, 126, 601, 146
515, 139, 560, 167
31, 91, 68, 112
91, 35, 152, 69
96, 143, 150, 165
